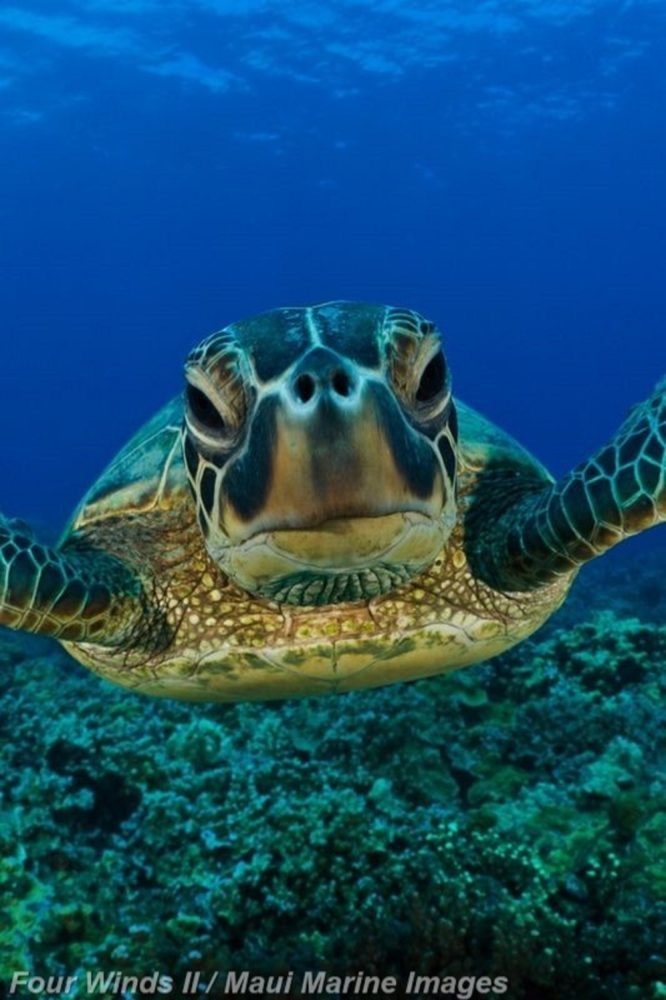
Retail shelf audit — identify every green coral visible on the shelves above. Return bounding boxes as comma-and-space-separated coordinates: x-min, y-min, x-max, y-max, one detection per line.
0, 558, 664, 998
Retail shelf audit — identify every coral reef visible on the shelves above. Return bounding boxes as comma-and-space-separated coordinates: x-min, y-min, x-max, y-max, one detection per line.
0, 546, 664, 999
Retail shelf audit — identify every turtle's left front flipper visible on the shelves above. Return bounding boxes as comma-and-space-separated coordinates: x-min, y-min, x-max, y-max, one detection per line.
469, 377, 666, 591
0, 516, 147, 644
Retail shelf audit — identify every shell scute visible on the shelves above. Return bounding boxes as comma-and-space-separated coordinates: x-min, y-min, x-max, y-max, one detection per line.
64, 396, 187, 536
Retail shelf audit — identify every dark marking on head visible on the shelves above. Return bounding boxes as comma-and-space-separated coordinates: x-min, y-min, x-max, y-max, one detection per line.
370, 383, 440, 500
437, 435, 457, 482
206, 449, 231, 470
200, 467, 216, 516
448, 402, 459, 442
222, 395, 278, 521
184, 435, 199, 481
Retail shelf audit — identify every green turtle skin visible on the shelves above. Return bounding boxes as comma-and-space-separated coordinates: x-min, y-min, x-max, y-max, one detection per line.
0, 302, 663, 702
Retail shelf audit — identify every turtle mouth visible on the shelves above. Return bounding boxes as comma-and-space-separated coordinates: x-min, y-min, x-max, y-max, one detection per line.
231, 502, 439, 545
214, 510, 453, 607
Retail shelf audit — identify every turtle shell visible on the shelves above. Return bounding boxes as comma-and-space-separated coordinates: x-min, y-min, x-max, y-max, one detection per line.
62, 395, 187, 539
456, 401, 552, 482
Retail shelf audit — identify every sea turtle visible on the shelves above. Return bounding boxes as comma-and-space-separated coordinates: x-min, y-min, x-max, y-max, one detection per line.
1, 302, 664, 701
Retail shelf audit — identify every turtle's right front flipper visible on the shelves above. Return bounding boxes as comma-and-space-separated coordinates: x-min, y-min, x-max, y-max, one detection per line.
0, 515, 145, 644
468, 377, 665, 591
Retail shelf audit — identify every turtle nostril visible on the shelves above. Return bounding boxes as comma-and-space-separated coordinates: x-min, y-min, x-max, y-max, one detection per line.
293, 366, 353, 403
294, 372, 316, 403
332, 369, 352, 397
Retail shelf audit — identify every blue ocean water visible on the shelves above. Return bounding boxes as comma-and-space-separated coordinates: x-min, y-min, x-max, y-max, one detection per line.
0, 1, 665, 533
0, 2, 665, 997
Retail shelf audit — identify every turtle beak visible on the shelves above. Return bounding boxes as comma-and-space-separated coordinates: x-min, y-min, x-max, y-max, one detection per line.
219, 347, 445, 543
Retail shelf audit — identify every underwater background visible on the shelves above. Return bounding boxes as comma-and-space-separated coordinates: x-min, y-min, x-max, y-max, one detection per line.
0, 1, 665, 998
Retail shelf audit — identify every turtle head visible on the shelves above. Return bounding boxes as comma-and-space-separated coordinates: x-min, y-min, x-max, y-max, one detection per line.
182, 302, 459, 606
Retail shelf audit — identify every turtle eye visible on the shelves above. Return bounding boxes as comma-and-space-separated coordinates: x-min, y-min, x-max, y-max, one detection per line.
186, 384, 227, 435
416, 351, 446, 403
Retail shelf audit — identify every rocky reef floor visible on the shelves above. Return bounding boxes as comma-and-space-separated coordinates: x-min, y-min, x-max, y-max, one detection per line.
0, 546, 664, 999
